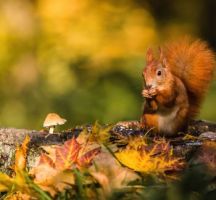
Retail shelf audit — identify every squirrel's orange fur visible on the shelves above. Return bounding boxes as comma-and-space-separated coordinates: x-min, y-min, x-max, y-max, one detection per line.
141, 37, 215, 135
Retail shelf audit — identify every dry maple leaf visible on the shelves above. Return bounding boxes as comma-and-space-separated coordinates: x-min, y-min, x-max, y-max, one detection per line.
115, 139, 184, 174
31, 162, 74, 197
44, 137, 101, 169
31, 137, 100, 196
77, 122, 112, 145
14, 135, 30, 172
4, 191, 31, 200
89, 150, 139, 196
77, 147, 101, 168
0, 136, 46, 199
38, 153, 55, 168
55, 138, 82, 170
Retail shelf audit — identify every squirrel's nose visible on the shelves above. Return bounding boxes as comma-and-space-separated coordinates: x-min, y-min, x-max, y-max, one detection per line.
146, 85, 152, 89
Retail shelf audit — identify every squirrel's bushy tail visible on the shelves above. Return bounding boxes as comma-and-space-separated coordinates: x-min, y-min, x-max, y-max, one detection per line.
164, 37, 215, 118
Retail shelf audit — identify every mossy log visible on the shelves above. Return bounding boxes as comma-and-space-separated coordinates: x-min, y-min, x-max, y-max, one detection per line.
0, 120, 215, 174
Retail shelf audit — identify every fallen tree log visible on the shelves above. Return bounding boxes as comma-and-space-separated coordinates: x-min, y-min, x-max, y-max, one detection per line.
0, 120, 215, 173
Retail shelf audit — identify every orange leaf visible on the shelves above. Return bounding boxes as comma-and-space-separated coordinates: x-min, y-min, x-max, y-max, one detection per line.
31, 137, 100, 196
15, 135, 30, 172
77, 147, 101, 167
31, 163, 59, 196
6, 191, 31, 200
55, 138, 81, 170
39, 154, 55, 168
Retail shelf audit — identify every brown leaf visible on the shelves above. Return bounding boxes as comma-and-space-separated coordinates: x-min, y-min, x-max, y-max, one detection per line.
0, 136, 40, 198
30, 163, 59, 197
55, 138, 81, 170
31, 137, 99, 196
40, 145, 57, 161
31, 161, 74, 197
5, 191, 31, 200
89, 151, 139, 196
39, 154, 55, 168
91, 172, 111, 194
77, 147, 101, 168
15, 135, 30, 172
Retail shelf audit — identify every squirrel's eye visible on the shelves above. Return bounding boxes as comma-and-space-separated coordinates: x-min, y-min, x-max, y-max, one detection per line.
157, 70, 162, 76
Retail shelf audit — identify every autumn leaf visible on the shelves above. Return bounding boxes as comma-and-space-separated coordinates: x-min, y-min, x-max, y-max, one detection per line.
40, 145, 57, 161
0, 136, 51, 200
30, 139, 79, 196
0, 136, 31, 193
77, 122, 112, 145
31, 162, 74, 197
38, 153, 55, 168
91, 172, 111, 194
77, 147, 101, 168
15, 135, 30, 172
183, 134, 198, 141
55, 137, 81, 170
0, 173, 14, 192
4, 191, 31, 200
127, 136, 148, 150
115, 138, 184, 174
31, 137, 100, 196
90, 122, 112, 143
52, 137, 100, 169
89, 150, 139, 196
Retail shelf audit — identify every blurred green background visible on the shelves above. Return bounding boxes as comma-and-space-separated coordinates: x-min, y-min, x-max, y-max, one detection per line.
0, 0, 215, 130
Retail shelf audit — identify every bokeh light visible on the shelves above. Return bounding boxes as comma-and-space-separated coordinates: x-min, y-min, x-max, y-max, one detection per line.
0, 0, 215, 129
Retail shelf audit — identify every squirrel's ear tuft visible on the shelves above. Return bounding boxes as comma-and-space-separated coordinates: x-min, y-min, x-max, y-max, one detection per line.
146, 48, 154, 63
159, 47, 167, 68
159, 46, 164, 61
162, 58, 168, 68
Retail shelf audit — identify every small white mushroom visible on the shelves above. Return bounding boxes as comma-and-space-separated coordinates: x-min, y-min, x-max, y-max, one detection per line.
43, 113, 67, 134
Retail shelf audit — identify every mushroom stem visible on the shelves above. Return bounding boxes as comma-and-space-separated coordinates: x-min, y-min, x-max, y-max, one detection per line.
49, 126, 55, 134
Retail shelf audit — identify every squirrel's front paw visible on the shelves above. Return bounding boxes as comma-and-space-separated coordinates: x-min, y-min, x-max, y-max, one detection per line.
142, 89, 152, 98
142, 88, 157, 98
148, 88, 157, 97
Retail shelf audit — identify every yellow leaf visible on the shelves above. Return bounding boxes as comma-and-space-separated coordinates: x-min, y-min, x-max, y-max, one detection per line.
0, 136, 36, 198
15, 135, 30, 172
4, 191, 31, 200
115, 140, 184, 174
89, 151, 139, 196
183, 134, 198, 141
88, 122, 112, 143
0, 173, 13, 192
0, 184, 9, 192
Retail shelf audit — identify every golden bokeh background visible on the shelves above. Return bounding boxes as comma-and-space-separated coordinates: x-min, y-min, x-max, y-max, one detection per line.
0, 0, 215, 129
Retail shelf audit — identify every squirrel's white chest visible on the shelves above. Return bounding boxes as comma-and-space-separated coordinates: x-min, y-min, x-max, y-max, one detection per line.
158, 106, 180, 134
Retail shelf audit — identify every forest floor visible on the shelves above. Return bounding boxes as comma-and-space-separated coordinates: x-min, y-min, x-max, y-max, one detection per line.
0, 120, 215, 200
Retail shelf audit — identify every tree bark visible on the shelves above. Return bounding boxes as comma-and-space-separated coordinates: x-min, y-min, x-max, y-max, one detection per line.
0, 120, 215, 174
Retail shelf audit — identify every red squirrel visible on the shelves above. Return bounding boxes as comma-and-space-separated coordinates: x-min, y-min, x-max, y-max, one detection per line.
141, 37, 215, 135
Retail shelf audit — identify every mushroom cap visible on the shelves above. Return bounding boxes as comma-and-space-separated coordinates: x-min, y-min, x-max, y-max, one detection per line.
43, 113, 67, 127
